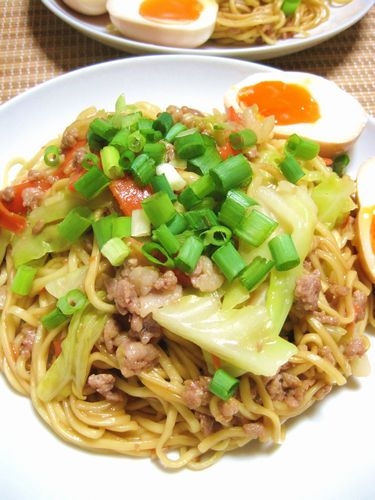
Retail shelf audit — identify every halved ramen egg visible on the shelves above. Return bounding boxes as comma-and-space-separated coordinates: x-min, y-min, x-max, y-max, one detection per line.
355, 157, 375, 283
61, 0, 107, 15
224, 71, 368, 158
106, 0, 218, 48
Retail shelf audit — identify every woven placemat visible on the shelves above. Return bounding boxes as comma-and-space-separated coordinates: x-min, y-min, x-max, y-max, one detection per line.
1, 1, 374, 115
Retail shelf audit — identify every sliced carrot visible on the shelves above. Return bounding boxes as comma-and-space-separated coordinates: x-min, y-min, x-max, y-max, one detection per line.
109, 176, 153, 216
0, 201, 27, 233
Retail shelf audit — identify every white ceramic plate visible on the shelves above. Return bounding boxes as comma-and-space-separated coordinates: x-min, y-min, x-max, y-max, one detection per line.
41, 0, 374, 59
1, 56, 375, 500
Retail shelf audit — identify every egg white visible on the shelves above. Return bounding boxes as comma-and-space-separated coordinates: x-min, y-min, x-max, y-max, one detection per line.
224, 71, 368, 158
62, 0, 107, 15
106, 0, 218, 48
355, 157, 375, 283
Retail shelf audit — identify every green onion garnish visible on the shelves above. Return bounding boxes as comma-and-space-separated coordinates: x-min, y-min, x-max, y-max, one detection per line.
201, 225, 232, 247
141, 241, 175, 268
285, 134, 320, 160
43, 145, 61, 167
278, 155, 305, 184
128, 130, 146, 153
184, 208, 218, 231
235, 209, 278, 247
100, 145, 123, 179
210, 154, 253, 192
229, 129, 257, 151
165, 122, 187, 142
151, 173, 177, 202
239, 256, 274, 292
209, 368, 239, 400
281, 0, 301, 15
174, 235, 204, 273
268, 233, 300, 271
142, 191, 177, 227
57, 206, 92, 242
153, 112, 174, 136
73, 167, 110, 199
41, 307, 69, 330
211, 242, 246, 281
11, 264, 37, 296
174, 130, 206, 159
130, 153, 156, 186
153, 224, 181, 255
92, 215, 117, 249
112, 216, 132, 239
82, 152, 99, 170
143, 142, 167, 165
57, 289, 87, 315
332, 153, 350, 177
101, 237, 130, 266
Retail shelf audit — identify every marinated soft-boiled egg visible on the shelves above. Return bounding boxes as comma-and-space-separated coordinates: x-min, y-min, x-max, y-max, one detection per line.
62, 0, 107, 15
355, 157, 375, 283
224, 71, 368, 158
106, 0, 218, 48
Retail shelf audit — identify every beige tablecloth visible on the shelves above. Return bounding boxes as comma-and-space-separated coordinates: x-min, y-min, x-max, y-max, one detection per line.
1, 1, 375, 116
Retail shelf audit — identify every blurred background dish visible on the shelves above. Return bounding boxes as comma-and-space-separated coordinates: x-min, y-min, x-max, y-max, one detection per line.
41, 0, 373, 59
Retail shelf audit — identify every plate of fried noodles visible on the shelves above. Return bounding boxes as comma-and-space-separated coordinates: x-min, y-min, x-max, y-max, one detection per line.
1, 55, 375, 500
41, 0, 374, 58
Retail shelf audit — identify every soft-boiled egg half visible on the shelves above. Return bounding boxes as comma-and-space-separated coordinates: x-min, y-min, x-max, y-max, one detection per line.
355, 157, 375, 283
224, 71, 368, 158
106, 0, 218, 48
62, 0, 107, 15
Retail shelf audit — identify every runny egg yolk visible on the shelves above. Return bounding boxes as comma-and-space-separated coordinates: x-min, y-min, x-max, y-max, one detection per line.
140, 0, 203, 22
237, 81, 321, 125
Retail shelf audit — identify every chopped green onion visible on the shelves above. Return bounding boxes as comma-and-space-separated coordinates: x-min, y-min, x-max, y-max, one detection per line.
44, 145, 61, 167
178, 174, 216, 209
209, 368, 239, 400
120, 111, 143, 131
110, 129, 130, 152
235, 209, 278, 247
165, 122, 187, 142
210, 154, 253, 192
100, 145, 123, 179
174, 235, 204, 273
142, 191, 177, 227
239, 256, 274, 292
153, 112, 174, 136
11, 264, 37, 295
218, 189, 257, 229
143, 142, 167, 164
174, 130, 206, 159
285, 134, 320, 160
73, 166, 110, 199
101, 237, 130, 266
166, 212, 188, 235
211, 242, 246, 281
89, 118, 116, 142
151, 173, 177, 202
268, 233, 300, 271
153, 224, 181, 255
57, 289, 87, 315
57, 206, 92, 242
119, 150, 136, 170
138, 118, 162, 142
278, 155, 305, 183
128, 130, 146, 153
229, 129, 257, 150
201, 225, 232, 247
41, 307, 69, 330
92, 214, 116, 249
130, 154, 156, 186
112, 216, 132, 239
141, 241, 175, 268
281, 0, 301, 15
188, 144, 222, 175
82, 152, 99, 170
184, 208, 218, 231
332, 153, 350, 177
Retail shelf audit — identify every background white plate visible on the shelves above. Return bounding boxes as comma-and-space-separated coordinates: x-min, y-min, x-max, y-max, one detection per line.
1, 56, 375, 500
41, 0, 374, 59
